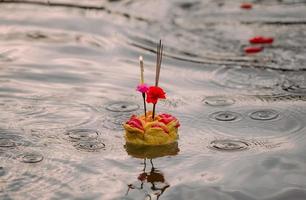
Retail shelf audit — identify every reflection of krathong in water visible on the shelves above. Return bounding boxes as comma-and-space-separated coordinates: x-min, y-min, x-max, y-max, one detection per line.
124, 137, 180, 199
125, 142, 179, 159
126, 159, 170, 200
123, 40, 180, 146
125, 143, 179, 199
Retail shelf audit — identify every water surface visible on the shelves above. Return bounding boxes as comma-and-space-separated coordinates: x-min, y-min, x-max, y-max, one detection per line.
1, 0, 306, 199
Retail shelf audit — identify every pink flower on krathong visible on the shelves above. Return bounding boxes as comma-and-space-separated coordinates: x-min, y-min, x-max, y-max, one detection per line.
136, 83, 149, 93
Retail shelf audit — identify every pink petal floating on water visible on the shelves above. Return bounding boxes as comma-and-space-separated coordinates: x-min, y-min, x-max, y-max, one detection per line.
240, 3, 253, 9
249, 36, 274, 44
244, 46, 264, 54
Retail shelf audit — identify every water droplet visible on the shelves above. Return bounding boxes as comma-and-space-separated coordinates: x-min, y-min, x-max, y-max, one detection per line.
209, 139, 249, 151
209, 111, 242, 122
0, 138, 16, 148
21, 153, 44, 163
106, 102, 139, 112
203, 96, 235, 106
249, 109, 279, 121
75, 140, 105, 152
67, 129, 99, 141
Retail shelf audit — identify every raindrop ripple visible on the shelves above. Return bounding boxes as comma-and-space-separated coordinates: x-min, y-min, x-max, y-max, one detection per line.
106, 101, 139, 112
203, 96, 235, 106
20, 152, 44, 163
249, 109, 279, 121
209, 139, 250, 152
209, 111, 242, 122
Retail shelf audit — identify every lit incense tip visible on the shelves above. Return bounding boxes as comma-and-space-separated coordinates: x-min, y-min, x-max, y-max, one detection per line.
139, 56, 144, 84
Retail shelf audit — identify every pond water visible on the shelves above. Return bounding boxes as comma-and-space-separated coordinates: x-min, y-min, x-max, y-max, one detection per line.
1, 0, 306, 199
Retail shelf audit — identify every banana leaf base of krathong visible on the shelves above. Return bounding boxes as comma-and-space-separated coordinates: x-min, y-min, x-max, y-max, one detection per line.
124, 142, 179, 159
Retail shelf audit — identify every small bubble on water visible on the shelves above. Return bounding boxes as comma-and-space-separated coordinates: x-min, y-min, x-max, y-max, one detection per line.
203, 96, 235, 106
67, 129, 99, 141
249, 109, 279, 121
106, 101, 139, 112
209, 139, 249, 151
75, 140, 105, 152
209, 111, 242, 122
20, 153, 44, 163
0, 138, 16, 148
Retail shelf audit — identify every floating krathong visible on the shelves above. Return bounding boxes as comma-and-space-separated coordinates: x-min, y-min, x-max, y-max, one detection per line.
124, 111, 180, 145
123, 41, 180, 146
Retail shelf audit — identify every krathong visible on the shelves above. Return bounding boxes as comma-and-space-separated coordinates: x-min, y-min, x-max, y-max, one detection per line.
123, 40, 180, 146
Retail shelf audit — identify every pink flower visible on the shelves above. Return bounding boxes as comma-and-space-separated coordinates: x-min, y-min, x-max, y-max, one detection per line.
136, 83, 149, 93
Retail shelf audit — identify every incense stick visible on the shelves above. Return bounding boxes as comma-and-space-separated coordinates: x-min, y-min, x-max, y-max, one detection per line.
142, 92, 147, 118
155, 40, 163, 87
152, 40, 163, 120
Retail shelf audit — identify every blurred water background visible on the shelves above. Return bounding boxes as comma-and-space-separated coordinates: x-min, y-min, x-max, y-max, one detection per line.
1, 0, 306, 199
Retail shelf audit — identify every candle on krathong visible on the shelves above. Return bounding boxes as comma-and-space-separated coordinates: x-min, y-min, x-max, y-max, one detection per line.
136, 56, 148, 117
140, 56, 144, 84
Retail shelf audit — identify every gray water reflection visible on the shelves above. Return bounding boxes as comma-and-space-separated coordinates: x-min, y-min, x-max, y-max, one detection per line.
0, 0, 306, 199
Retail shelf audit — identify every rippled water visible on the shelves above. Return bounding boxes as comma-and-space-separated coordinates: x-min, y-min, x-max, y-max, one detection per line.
1, 0, 306, 199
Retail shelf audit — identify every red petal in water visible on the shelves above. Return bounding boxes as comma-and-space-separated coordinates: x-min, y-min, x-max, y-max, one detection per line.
249, 36, 274, 44
240, 3, 252, 9
244, 46, 264, 54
